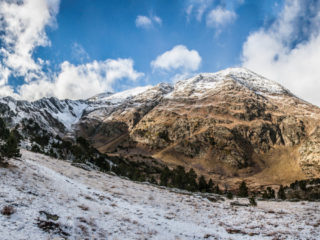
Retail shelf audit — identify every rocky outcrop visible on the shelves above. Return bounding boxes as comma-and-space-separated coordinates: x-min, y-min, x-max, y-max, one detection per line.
299, 127, 320, 178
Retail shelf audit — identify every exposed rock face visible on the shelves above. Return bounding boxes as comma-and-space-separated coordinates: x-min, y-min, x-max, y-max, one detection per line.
0, 96, 88, 135
299, 127, 320, 177
1, 68, 320, 185
127, 68, 320, 181
75, 83, 173, 151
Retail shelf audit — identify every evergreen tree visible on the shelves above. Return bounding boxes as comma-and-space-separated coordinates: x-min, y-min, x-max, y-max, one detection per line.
214, 185, 221, 195
262, 187, 276, 199
186, 168, 198, 191
267, 187, 275, 199
198, 175, 207, 192
1, 131, 21, 159
207, 179, 214, 193
278, 185, 286, 200
172, 166, 187, 189
150, 176, 157, 184
238, 181, 249, 197
226, 191, 233, 199
160, 166, 171, 186
249, 196, 257, 206
299, 181, 307, 191
262, 190, 269, 199
0, 118, 9, 140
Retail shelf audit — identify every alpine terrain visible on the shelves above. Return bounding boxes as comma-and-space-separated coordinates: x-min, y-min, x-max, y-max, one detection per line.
1, 67, 320, 239
1, 68, 320, 189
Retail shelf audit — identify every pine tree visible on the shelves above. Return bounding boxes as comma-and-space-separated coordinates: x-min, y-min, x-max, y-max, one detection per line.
207, 179, 214, 193
249, 196, 257, 206
262, 187, 276, 199
238, 181, 249, 197
214, 185, 221, 195
262, 190, 269, 199
0, 118, 9, 140
172, 166, 187, 189
278, 185, 286, 200
1, 131, 21, 159
198, 175, 207, 192
299, 181, 307, 191
226, 191, 233, 199
160, 166, 171, 186
267, 187, 275, 199
186, 168, 198, 192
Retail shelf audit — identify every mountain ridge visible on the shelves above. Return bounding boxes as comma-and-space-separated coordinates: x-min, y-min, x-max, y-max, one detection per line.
1, 67, 320, 187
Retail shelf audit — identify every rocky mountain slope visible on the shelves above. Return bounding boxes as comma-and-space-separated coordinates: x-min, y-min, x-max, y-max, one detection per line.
1, 67, 320, 188
1, 150, 319, 239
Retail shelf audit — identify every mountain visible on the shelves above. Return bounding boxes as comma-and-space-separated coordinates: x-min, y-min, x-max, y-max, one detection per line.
0, 96, 88, 134
1, 67, 320, 188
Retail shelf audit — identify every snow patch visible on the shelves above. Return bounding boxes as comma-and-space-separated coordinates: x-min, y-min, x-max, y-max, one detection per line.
168, 67, 291, 99
0, 150, 319, 239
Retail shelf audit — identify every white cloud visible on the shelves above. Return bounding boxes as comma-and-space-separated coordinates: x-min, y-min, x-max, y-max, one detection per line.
17, 58, 144, 101
151, 45, 202, 72
0, 85, 17, 99
153, 16, 162, 25
0, 66, 10, 87
71, 43, 90, 62
242, 0, 320, 106
0, 1, 144, 101
135, 15, 162, 29
186, 0, 214, 22
206, 7, 237, 28
0, 0, 60, 82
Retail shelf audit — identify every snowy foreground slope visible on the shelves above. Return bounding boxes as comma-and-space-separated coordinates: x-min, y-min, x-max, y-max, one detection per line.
1, 151, 320, 240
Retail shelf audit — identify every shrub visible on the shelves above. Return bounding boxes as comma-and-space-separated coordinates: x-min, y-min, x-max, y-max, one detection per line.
278, 185, 286, 200
249, 196, 257, 206
226, 191, 234, 199
238, 181, 248, 197
1, 205, 15, 216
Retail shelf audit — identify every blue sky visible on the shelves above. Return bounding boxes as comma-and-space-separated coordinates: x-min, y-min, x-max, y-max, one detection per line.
39, 0, 281, 85
1, 0, 320, 106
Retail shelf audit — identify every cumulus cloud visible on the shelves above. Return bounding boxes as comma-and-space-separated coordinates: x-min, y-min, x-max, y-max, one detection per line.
0, 0, 60, 82
17, 58, 144, 101
135, 15, 162, 29
242, 0, 320, 106
0, 0, 144, 101
206, 7, 237, 28
151, 45, 201, 72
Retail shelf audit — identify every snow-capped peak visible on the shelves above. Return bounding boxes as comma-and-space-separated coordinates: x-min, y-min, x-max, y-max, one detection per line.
88, 91, 114, 102
215, 67, 289, 94
93, 85, 154, 104
167, 67, 290, 99
87, 83, 173, 104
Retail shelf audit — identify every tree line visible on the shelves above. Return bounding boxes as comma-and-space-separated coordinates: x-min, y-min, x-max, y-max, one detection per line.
2, 117, 320, 201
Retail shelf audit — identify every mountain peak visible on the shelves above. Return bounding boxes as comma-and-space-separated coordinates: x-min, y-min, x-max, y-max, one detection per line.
169, 67, 290, 99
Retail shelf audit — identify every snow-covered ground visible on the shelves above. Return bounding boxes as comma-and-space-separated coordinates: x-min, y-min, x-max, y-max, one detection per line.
1, 150, 319, 240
